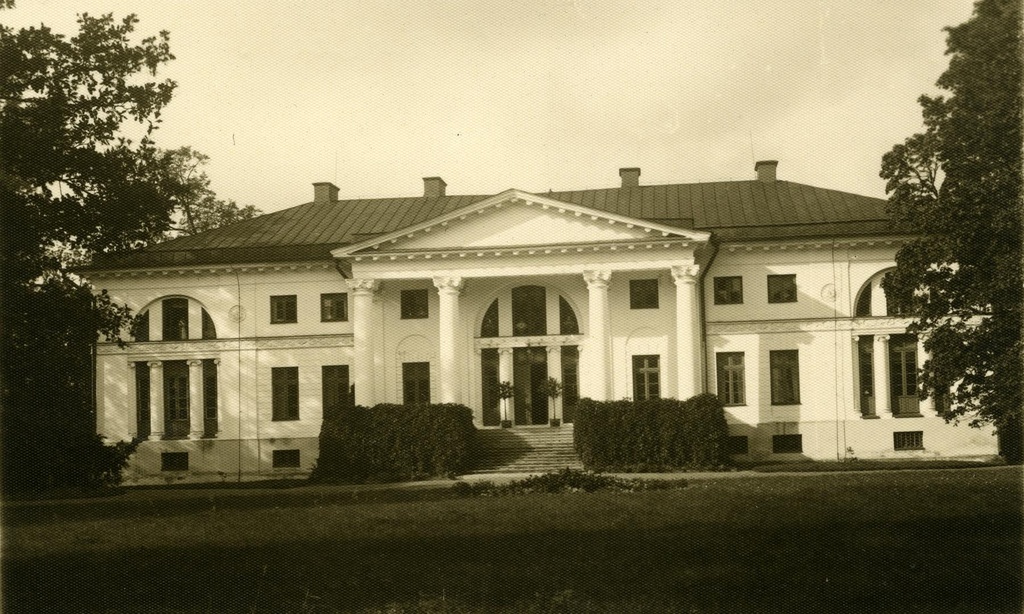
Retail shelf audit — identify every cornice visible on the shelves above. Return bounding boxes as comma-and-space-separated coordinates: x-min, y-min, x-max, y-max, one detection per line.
707, 316, 914, 335
86, 261, 338, 280
718, 236, 911, 254
98, 334, 354, 356
350, 238, 699, 263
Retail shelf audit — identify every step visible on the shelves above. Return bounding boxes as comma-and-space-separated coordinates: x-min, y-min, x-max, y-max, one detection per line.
469, 425, 582, 474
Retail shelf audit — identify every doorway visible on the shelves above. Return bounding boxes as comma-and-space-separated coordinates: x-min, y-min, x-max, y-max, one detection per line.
513, 347, 548, 425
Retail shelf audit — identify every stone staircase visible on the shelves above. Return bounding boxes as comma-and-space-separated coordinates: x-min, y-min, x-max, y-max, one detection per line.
469, 424, 583, 474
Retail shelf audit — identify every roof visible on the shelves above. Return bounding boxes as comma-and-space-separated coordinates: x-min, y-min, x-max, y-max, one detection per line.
89, 179, 895, 270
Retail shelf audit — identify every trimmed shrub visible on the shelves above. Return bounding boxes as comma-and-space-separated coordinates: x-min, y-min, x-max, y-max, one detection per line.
313, 402, 475, 483
574, 393, 730, 471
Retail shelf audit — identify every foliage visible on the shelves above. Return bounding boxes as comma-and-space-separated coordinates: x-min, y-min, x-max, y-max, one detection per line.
452, 468, 687, 496
313, 403, 476, 483
158, 146, 261, 236
1, 13, 179, 493
573, 394, 731, 471
879, 0, 1022, 459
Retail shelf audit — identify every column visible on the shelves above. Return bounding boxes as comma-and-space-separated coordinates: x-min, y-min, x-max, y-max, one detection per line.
917, 335, 936, 416
547, 345, 562, 425
187, 360, 204, 439
671, 264, 703, 400
347, 279, 379, 407
583, 270, 611, 401
873, 334, 892, 417
498, 348, 513, 424
434, 276, 464, 404
148, 361, 164, 440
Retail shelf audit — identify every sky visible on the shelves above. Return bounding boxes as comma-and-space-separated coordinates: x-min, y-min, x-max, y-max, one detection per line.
5, 1, 975, 213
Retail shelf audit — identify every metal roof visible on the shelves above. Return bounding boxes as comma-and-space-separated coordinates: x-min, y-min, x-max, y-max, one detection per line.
89, 179, 894, 270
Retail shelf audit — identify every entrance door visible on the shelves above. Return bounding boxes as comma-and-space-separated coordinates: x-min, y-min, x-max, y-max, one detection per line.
513, 347, 548, 425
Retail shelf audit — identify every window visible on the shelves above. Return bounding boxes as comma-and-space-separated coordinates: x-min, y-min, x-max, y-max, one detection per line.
480, 299, 499, 337
890, 335, 920, 417
203, 359, 218, 437
561, 346, 580, 424
133, 311, 150, 342
163, 298, 189, 340
272, 449, 301, 468
163, 360, 190, 438
855, 283, 873, 317
713, 276, 743, 305
772, 434, 803, 453
629, 279, 659, 309
320, 293, 348, 322
727, 435, 749, 455
135, 362, 151, 439
201, 308, 217, 339
272, 366, 299, 420
400, 289, 429, 319
632, 355, 661, 401
511, 285, 546, 335
161, 452, 188, 471
716, 352, 745, 405
894, 431, 924, 451
322, 365, 351, 414
767, 274, 797, 303
769, 350, 801, 405
270, 295, 297, 324
559, 296, 579, 334
402, 362, 431, 406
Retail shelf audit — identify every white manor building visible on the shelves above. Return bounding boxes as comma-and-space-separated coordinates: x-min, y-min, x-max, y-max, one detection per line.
87, 161, 999, 482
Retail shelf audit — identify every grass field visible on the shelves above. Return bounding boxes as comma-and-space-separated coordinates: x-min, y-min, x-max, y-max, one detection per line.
3, 466, 1021, 613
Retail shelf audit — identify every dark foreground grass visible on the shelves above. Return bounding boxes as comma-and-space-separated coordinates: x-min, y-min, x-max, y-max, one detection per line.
3, 467, 1021, 613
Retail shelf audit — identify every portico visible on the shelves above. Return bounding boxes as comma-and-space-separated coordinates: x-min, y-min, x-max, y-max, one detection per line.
332, 189, 712, 425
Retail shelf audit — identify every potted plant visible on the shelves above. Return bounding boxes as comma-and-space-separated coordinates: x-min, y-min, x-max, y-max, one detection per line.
497, 381, 514, 428
541, 376, 563, 427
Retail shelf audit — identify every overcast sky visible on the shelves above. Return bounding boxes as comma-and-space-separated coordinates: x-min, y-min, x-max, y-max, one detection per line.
7, 1, 974, 212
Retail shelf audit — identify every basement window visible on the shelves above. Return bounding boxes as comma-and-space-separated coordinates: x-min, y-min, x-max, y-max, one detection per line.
161, 452, 189, 472
893, 431, 924, 451
727, 435, 749, 455
272, 449, 301, 468
772, 434, 803, 454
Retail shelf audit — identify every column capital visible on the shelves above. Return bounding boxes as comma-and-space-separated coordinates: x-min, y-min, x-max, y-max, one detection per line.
875, 333, 891, 342
147, 361, 162, 368
583, 270, 611, 288
433, 276, 464, 294
187, 359, 203, 367
346, 278, 380, 294
671, 264, 700, 283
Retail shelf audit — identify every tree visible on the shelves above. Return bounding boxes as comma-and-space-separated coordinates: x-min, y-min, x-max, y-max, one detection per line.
879, 0, 1021, 460
0, 13, 179, 491
158, 146, 261, 237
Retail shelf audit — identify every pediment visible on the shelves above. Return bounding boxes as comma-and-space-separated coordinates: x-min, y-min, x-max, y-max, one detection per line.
333, 189, 709, 258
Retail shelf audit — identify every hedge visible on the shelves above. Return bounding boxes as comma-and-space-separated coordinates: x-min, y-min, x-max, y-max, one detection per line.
573, 393, 730, 471
313, 402, 476, 483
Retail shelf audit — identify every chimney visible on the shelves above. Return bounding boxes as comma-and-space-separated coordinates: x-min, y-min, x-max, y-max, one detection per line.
755, 160, 778, 182
313, 182, 339, 203
423, 176, 447, 198
619, 167, 641, 188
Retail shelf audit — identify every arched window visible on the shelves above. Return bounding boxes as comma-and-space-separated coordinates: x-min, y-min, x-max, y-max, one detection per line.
133, 297, 216, 341
855, 283, 872, 317
855, 268, 912, 318
480, 299, 499, 338
511, 285, 546, 336
559, 296, 579, 334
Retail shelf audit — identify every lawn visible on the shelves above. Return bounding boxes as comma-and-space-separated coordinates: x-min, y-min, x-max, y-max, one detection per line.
3, 466, 1021, 613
